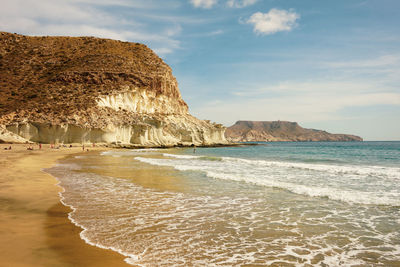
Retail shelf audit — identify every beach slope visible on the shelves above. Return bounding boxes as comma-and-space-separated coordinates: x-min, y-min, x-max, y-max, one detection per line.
0, 144, 129, 266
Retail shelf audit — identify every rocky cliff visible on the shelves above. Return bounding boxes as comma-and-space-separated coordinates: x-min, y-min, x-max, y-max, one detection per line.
225, 121, 363, 142
0, 32, 227, 146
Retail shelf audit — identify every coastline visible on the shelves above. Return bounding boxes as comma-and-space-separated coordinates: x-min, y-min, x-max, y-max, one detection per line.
0, 144, 129, 267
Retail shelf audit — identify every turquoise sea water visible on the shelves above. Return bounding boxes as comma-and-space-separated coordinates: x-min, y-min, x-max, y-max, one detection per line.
46, 141, 400, 266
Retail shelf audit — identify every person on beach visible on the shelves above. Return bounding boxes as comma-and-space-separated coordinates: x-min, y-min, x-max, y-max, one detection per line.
39, 143, 42, 149
82, 144, 85, 151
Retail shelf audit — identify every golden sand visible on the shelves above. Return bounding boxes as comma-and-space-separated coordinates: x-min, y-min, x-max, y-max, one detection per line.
0, 144, 129, 267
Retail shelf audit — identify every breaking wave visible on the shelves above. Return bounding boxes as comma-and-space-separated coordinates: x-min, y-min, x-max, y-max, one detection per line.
134, 154, 400, 206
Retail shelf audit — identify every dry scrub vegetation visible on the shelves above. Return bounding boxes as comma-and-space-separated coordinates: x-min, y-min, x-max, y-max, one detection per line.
0, 32, 187, 128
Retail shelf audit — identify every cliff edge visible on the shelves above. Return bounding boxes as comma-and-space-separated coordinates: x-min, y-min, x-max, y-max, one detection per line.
0, 32, 227, 146
225, 121, 362, 142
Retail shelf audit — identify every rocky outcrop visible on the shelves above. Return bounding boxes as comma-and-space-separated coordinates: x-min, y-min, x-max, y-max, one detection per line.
225, 121, 363, 142
0, 32, 227, 146
4, 115, 226, 146
0, 125, 31, 143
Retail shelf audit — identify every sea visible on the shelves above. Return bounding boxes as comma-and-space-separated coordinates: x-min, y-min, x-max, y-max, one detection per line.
45, 141, 400, 266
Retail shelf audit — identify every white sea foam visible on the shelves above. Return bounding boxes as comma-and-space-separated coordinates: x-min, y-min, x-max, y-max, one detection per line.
163, 153, 197, 159
226, 157, 400, 179
45, 168, 146, 266
204, 171, 400, 206
44, 156, 400, 267
54, 163, 82, 170
163, 153, 400, 179
133, 148, 161, 152
136, 155, 400, 206
100, 149, 162, 157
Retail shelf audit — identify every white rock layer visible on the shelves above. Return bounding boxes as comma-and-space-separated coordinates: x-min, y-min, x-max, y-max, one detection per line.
3, 88, 227, 146
6, 115, 226, 147
96, 87, 188, 115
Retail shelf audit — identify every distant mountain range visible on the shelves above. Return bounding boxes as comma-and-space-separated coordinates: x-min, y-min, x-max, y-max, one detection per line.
225, 121, 363, 142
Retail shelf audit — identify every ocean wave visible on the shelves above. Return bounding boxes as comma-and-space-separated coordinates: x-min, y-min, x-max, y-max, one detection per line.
163, 153, 400, 180
163, 153, 197, 159
53, 163, 82, 170
44, 166, 145, 266
163, 153, 223, 161
100, 149, 162, 157
204, 171, 400, 206
44, 154, 400, 266
135, 156, 400, 206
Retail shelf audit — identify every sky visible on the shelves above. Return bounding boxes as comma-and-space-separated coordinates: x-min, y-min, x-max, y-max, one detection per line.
1, 0, 400, 140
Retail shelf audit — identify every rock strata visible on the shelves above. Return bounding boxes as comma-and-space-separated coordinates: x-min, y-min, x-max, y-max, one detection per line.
0, 32, 227, 146
225, 121, 362, 142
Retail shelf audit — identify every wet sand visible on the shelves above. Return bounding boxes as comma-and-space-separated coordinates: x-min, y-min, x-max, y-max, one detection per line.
0, 144, 129, 267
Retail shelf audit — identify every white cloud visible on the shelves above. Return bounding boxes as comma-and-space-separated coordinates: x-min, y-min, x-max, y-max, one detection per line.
195, 91, 400, 127
227, 0, 257, 8
326, 54, 400, 69
320, 54, 400, 84
208, 29, 224, 36
191, 79, 400, 127
69, 0, 162, 8
246, 8, 300, 35
165, 24, 182, 37
0, 0, 181, 55
190, 0, 218, 9
233, 81, 385, 96
186, 29, 224, 38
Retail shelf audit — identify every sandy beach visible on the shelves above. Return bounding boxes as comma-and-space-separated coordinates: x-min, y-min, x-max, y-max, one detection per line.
0, 144, 129, 267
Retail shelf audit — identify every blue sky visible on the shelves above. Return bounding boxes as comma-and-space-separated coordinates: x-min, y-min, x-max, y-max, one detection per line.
1, 0, 399, 140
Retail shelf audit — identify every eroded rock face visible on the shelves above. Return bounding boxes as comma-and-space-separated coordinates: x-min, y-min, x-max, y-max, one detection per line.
96, 88, 189, 115
6, 115, 226, 146
0, 32, 227, 146
225, 121, 363, 142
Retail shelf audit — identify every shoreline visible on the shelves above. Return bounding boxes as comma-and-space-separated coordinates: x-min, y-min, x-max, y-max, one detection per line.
0, 144, 130, 266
